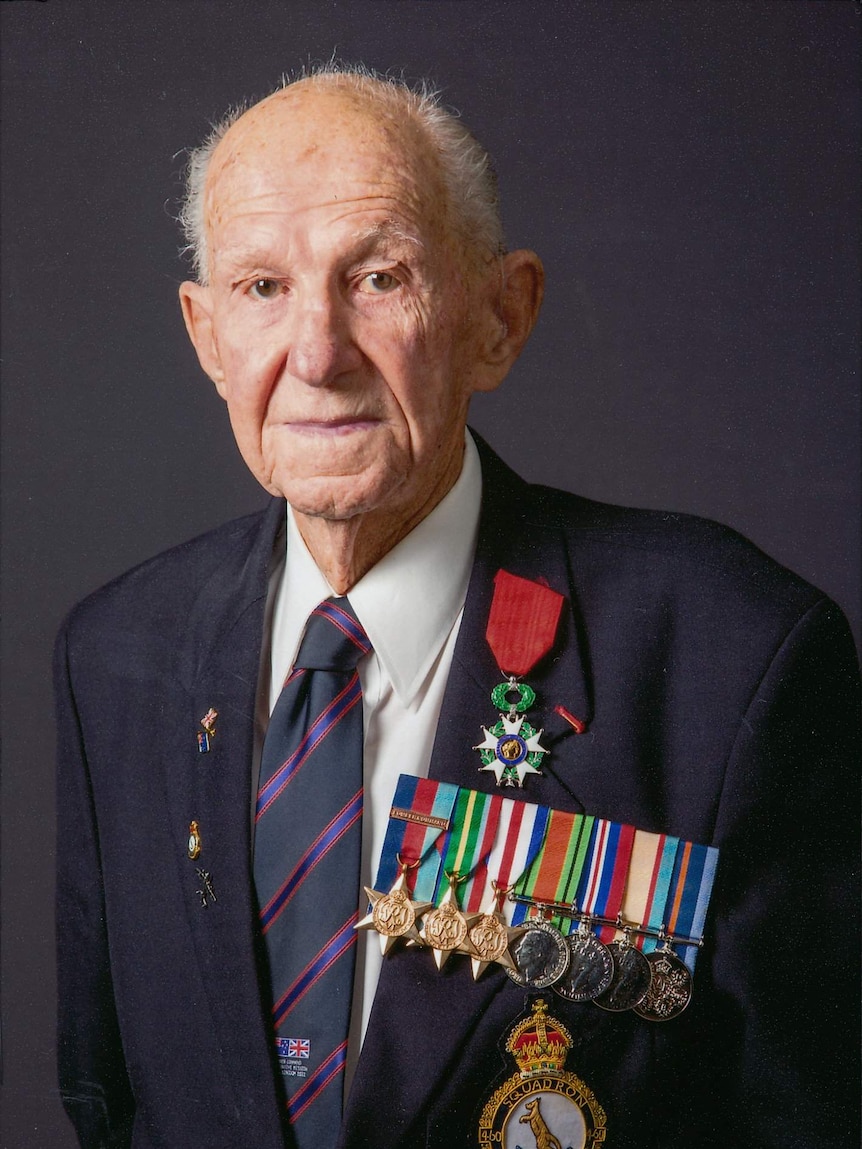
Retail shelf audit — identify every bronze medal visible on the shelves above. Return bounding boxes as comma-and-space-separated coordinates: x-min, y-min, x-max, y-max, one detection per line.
633, 948, 693, 1021
594, 936, 652, 1012
506, 920, 570, 990
355, 859, 433, 955
420, 873, 477, 969
553, 925, 614, 1003
478, 998, 607, 1148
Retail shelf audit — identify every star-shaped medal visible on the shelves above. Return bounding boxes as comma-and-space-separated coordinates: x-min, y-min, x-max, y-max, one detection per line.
355, 865, 433, 955
467, 895, 528, 979
420, 874, 481, 970
474, 713, 549, 787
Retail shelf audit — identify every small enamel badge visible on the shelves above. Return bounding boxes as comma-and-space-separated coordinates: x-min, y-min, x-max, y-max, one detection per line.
197, 708, 218, 753
187, 820, 202, 860
478, 998, 607, 1148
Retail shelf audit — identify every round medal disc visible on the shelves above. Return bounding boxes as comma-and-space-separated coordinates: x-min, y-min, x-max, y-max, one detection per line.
371, 888, 415, 937
594, 941, 652, 1012
422, 901, 468, 952
633, 949, 693, 1022
554, 930, 614, 1003
506, 921, 570, 989
468, 913, 510, 963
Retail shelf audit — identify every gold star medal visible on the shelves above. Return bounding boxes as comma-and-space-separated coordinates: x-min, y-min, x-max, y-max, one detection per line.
468, 882, 527, 979
420, 872, 479, 970
355, 856, 433, 955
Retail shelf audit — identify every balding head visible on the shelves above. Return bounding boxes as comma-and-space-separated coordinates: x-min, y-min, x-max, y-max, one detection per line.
180, 68, 504, 285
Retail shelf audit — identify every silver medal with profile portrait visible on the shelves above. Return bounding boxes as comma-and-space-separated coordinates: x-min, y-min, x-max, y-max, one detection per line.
505, 920, 570, 989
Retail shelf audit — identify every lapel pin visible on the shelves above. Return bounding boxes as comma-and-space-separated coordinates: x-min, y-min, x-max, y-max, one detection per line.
187, 820, 202, 860
195, 868, 217, 907
197, 707, 218, 753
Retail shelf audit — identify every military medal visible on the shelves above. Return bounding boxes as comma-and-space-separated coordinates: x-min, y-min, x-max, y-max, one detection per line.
474, 570, 563, 788
506, 914, 570, 989
420, 871, 476, 969
478, 998, 607, 1148
355, 855, 433, 954
594, 929, 652, 1012
554, 918, 614, 1003
634, 943, 693, 1021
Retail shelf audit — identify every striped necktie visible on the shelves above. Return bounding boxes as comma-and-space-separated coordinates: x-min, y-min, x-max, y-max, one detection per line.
254, 597, 370, 1144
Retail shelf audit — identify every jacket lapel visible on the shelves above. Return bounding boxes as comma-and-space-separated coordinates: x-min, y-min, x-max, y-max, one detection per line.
158, 499, 288, 1140
343, 439, 595, 1145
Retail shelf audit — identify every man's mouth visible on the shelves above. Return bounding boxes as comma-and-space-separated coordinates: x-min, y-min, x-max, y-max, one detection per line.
286, 418, 381, 437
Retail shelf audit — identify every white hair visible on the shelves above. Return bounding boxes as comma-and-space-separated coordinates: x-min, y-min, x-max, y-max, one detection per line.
178, 64, 504, 284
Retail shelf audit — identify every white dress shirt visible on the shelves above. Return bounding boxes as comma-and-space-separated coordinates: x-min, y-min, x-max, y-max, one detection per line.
261, 433, 482, 1094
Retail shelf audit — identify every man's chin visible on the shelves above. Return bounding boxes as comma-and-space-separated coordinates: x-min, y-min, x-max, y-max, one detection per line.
275, 471, 406, 524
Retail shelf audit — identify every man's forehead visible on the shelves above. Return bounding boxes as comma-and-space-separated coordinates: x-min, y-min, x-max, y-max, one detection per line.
206, 83, 438, 204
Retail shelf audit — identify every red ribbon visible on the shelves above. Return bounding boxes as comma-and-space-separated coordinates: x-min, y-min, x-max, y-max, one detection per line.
485, 570, 564, 677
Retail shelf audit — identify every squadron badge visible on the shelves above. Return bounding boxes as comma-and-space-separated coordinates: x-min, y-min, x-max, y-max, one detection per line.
478, 998, 606, 1148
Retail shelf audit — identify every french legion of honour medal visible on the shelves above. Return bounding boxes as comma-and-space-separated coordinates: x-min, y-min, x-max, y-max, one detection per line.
475, 570, 564, 789
634, 944, 693, 1021
478, 998, 607, 1148
475, 680, 550, 788
355, 856, 433, 955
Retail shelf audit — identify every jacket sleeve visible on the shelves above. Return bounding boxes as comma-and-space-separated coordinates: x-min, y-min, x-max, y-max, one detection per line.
55, 619, 135, 1149
709, 597, 861, 1148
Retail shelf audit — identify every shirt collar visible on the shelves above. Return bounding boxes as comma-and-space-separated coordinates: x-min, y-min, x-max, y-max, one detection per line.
272, 432, 482, 708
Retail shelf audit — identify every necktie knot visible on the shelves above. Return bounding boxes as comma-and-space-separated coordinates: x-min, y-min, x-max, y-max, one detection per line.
293, 597, 371, 673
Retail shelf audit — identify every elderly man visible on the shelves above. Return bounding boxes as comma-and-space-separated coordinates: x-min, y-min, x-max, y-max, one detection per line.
56, 69, 859, 1149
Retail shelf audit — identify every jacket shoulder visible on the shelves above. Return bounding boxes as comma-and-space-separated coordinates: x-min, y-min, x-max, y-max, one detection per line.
59, 502, 280, 648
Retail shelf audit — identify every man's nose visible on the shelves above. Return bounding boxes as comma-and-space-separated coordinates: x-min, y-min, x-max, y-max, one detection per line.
285, 291, 362, 386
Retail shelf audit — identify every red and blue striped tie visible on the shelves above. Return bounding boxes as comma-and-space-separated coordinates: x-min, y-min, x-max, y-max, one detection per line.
254, 597, 370, 1144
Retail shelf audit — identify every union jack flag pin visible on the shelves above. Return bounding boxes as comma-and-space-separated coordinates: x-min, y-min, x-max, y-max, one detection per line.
197, 707, 218, 753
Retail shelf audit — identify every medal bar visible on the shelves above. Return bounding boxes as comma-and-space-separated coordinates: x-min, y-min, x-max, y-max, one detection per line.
507, 893, 705, 950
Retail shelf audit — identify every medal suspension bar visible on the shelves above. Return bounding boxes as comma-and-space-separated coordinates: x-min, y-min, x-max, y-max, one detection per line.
507, 893, 705, 951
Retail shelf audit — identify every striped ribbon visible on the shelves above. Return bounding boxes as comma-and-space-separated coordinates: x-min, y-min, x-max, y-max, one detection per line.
370, 777, 720, 972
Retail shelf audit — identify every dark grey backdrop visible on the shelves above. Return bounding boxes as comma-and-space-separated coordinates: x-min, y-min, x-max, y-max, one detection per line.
2, 2, 859, 1146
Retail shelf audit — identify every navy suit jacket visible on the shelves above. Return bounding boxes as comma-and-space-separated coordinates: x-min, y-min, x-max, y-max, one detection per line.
56, 438, 861, 1149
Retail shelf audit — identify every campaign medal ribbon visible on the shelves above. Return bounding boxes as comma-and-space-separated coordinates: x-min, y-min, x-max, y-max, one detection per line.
474, 570, 563, 788
355, 776, 459, 954
466, 795, 550, 978
633, 838, 719, 1020
420, 787, 504, 967
574, 819, 653, 1012
506, 809, 594, 990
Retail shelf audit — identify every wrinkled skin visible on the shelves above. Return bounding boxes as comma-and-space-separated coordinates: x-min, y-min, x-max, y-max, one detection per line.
181, 80, 543, 591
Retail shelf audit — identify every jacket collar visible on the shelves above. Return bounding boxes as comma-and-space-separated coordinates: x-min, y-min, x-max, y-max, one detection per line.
343, 435, 593, 1145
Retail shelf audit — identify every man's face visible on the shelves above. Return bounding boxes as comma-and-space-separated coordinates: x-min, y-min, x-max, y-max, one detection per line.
181, 86, 503, 529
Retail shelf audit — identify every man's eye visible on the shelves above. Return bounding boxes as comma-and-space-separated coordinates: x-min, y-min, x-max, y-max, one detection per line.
359, 271, 397, 294
248, 278, 282, 299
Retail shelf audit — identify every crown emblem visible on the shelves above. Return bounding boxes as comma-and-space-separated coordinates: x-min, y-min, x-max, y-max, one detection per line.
506, 998, 572, 1078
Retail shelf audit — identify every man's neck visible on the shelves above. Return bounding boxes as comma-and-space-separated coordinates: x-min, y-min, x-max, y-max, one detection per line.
293, 451, 465, 595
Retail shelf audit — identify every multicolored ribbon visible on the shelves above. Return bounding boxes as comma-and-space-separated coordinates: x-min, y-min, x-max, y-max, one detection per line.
371, 777, 720, 972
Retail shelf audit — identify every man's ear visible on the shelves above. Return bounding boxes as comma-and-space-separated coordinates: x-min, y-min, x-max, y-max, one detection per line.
179, 281, 227, 397
472, 249, 544, 393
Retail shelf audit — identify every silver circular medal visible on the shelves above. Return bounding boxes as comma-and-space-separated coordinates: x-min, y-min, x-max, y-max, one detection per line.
594, 940, 652, 1012
553, 928, 615, 1002
506, 920, 570, 989
633, 949, 693, 1022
